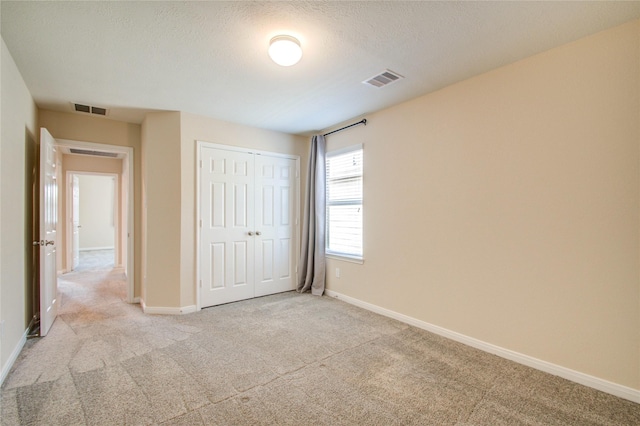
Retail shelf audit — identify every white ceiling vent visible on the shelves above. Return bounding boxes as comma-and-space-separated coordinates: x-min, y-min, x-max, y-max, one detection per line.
363, 69, 404, 88
73, 103, 109, 116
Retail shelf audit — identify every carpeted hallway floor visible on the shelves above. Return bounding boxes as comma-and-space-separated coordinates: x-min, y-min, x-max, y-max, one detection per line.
74, 249, 115, 271
1, 266, 639, 425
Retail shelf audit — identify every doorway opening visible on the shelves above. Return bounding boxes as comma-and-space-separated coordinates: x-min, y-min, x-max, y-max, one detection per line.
68, 173, 118, 271
56, 139, 135, 303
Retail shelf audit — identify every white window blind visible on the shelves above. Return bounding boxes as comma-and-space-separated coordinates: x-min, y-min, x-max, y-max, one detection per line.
326, 145, 363, 259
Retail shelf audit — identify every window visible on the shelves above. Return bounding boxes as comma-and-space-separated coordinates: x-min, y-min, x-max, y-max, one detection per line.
326, 145, 363, 260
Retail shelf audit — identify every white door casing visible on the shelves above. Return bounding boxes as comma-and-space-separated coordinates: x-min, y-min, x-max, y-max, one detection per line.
198, 144, 299, 308
39, 128, 59, 336
71, 174, 80, 270
56, 139, 135, 304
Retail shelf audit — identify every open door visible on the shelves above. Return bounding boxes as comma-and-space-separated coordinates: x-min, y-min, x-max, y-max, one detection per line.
38, 127, 58, 336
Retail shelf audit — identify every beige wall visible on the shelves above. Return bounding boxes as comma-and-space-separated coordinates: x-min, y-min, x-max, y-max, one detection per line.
325, 21, 640, 390
140, 112, 182, 308
0, 39, 38, 375
39, 110, 142, 298
77, 175, 116, 249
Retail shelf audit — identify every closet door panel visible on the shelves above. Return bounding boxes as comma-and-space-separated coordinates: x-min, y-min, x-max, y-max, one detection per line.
200, 148, 255, 308
255, 155, 297, 297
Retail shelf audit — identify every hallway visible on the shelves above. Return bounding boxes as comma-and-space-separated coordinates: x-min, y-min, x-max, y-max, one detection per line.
73, 249, 115, 272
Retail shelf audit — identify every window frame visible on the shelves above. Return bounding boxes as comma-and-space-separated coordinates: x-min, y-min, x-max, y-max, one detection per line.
325, 144, 364, 263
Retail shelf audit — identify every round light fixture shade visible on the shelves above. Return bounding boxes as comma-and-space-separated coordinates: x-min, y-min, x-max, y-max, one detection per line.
269, 35, 302, 66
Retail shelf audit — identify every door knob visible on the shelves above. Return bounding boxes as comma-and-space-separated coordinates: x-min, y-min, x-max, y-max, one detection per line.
45, 240, 55, 246
248, 231, 254, 236
256, 231, 262, 236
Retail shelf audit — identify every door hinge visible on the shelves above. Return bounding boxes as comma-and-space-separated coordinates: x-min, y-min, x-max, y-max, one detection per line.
199, 160, 203, 168
199, 219, 202, 228
199, 280, 202, 288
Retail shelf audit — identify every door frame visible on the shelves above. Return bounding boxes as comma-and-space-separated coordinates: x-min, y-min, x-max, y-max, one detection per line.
66, 171, 120, 272
56, 139, 135, 304
195, 141, 300, 311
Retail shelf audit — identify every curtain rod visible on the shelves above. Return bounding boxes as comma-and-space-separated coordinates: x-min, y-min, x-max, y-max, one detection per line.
323, 119, 367, 137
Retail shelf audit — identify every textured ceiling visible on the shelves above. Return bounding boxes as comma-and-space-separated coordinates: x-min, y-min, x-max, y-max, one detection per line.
2, 1, 640, 135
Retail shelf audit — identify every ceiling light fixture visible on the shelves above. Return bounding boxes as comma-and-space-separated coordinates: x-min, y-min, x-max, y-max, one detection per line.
268, 35, 302, 67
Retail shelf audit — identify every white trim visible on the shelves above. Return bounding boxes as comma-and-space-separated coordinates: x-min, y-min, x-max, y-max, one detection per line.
65, 171, 76, 272
56, 139, 135, 304
196, 140, 300, 160
195, 142, 202, 311
140, 299, 196, 315
295, 156, 301, 287
326, 253, 364, 264
324, 289, 640, 404
0, 328, 28, 386
180, 305, 197, 315
79, 247, 116, 251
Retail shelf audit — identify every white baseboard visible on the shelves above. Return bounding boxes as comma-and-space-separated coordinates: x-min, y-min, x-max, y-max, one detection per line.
132, 297, 140, 304
324, 289, 640, 404
180, 305, 197, 315
0, 328, 28, 386
79, 247, 114, 251
140, 299, 196, 315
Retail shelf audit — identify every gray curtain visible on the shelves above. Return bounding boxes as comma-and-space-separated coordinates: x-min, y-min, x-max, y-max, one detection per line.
297, 135, 326, 295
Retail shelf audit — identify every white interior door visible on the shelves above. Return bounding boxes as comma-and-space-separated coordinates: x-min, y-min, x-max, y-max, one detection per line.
254, 155, 297, 297
71, 174, 80, 270
200, 147, 255, 307
39, 128, 59, 336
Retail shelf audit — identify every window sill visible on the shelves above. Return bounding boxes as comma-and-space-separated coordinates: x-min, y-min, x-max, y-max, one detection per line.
326, 253, 364, 264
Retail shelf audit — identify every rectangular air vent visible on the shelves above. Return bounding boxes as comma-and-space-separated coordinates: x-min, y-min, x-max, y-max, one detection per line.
73, 103, 109, 116
74, 103, 90, 113
69, 148, 119, 158
91, 106, 107, 116
363, 69, 404, 88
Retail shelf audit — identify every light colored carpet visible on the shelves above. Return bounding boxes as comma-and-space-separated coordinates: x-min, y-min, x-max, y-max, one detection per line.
1, 268, 639, 425
73, 249, 115, 271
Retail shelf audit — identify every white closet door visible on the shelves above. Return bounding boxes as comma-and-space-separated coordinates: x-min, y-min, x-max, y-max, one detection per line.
200, 147, 255, 307
254, 155, 297, 297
